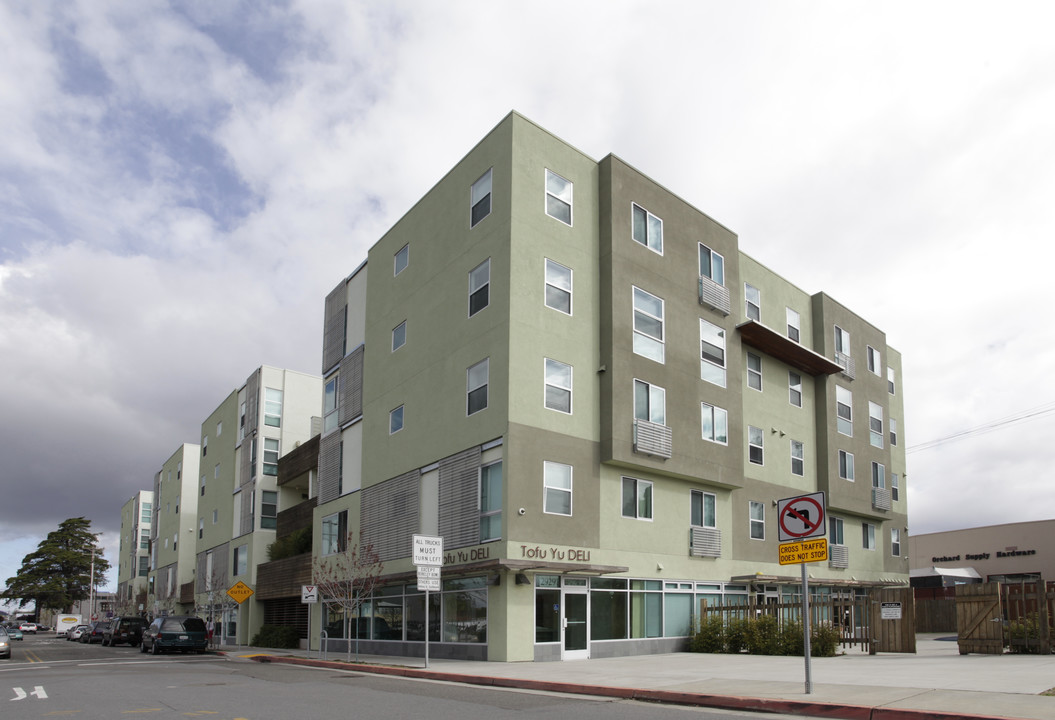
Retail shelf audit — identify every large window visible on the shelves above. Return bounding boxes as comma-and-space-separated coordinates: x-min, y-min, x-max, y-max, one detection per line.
632, 286, 665, 362
745, 283, 760, 321
699, 243, 724, 285
544, 358, 572, 413
691, 490, 716, 528
480, 462, 502, 542
748, 426, 764, 465
467, 359, 489, 415
632, 203, 663, 253
838, 450, 854, 481
264, 388, 283, 428
544, 259, 572, 314
869, 402, 884, 448
468, 259, 490, 317
321, 511, 348, 556
634, 379, 665, 425
836, 385, 853, 436
545, 169, 572, 225
470, 168, 492, 227
700, 319, 727, 387
263, 437, 279, 476
789, 371, 802, 407
791, 440, 804, 476
700, 402, 728, 444
543, 461, 572, 516
394, 243, 409, 275
621, 477, 653, 520
260, 491, 277, 529
786, 307, 800, 343
747, 352, 762, 390
863, 523, 876, 550
749, 501, 765, 540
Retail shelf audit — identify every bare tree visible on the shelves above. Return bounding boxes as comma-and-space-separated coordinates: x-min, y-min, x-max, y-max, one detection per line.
312, 530, 384, 661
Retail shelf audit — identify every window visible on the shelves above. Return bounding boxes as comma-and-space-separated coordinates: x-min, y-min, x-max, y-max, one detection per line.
869, 402, 884, 448
621, 477, 653, 520
691, 490, 716, 528
745, 283, 760, 322
699, 244, 725, 285
634, 379, 665, 425
261, 491, 277, 529
263, 438, 279, 476
835, 325, 851, 356
212, 509, 218, 524
544, 358, 572, 413
632, 286, 665, 363
234, 545, 248, 575
198, 518, 204, 539
872, 461, 885, 489
467, 359, 489, 415
892, 527, 902, 556
214, 463, 220, 479
470, 168, 492, 227
141, 502, 152, 523
321, 511, 348, 555
791, 440, 804, 476
747, 353, 762, 391
700, 403, 728, 444
699, 319, 727, 387
862, 523, 876, 550
480, 462, 502, 542
545, 169, 572, 225
264, 388, 283, 427
544, 259, 572, 314
830, 517, 844, 546
389, 405, 404, 434
631, 203, 663, 253
392, 321, 406, 351
394, 243, 409, 275
748, 426, 764, 465
140, 529, 149, 550
891, 473, 900, 502
867, 346, 881, 375
239, 401, 247, 440
887, 366, 896, 395
749, 501, 765, 540
199, 474, 206, 497
202, 435, 207, 457
890, 418, 898, 446
786, 308, 800, 343
838, 450, 855, 481
543, 461, 572, 516
468, 258, 490, 317
138, 556, 149, 577
789, 372, 802, 407
836, 385, 852, 436
324, 375, 339, 432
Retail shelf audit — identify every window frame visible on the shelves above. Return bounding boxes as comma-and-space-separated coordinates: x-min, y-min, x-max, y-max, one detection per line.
872, 461, 885, 489
634, 378, 666, 426
786, 307, 800, 343
744, 283, 761, 322
543, 461, 573, 516
887, 366, 896, 395
389, 405, 404, 434
749, 501, 765, 540
262, 437, 279, 476
544, 258, 572, 315
479, 461, 503, 543
835, 325, 851, 356
830, 516, 845, 546
394, 243, 409, 276
890, 418, 898, 446
867, 345, 881, 375
621, 477, 654, 521
260, 490, 277, 529
892, 527, 902, 557
264, 388, 283, 428
321, 510, 348, 556
747, 352, 762, 391
891, 473, 900, 502
789, 371, 802, 407
700, 402, 728, 445
838, 450, 855, 481
698, 243, 725, 285
791, 439, 804, 477
631, 202, 663, 254
836, 385, 853, 436
470, 168, 492, 228
699, 318, 727, 387
544, 358, 573, 414
632, 286, 665, 363
869, 401, 884, 448
544, 169, 573, 225
863, 523, 876, 551
392, 320, 406, 352
468, 258, 490, 317
748, 426, 764, 466
467, 358, 489, 416
324, 374, 339, 433
691, 490, 716, 528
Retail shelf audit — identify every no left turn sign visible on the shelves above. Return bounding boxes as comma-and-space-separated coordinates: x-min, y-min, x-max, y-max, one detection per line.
777, 491, 826, 542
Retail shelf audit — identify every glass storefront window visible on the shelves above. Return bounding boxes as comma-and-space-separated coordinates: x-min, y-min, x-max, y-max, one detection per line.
535, 586, 560, 643
663, 593, 692, 637
590, 589, 628, 640
443, 589, 487, 643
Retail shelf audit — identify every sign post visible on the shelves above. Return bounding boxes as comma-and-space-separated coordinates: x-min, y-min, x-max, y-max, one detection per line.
301, 585, 318, 657
413, 534, 443, 669
776, 492, 826, 695
226, 581, 255, 649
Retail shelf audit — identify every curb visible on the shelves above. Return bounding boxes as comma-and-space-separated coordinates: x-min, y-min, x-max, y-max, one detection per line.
245, 654, 1023, 720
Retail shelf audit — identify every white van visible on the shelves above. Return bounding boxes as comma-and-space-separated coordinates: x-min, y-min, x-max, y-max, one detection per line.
54, 615, 82, 637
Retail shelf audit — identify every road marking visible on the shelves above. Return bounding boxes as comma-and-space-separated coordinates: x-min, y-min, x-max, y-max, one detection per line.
10, 686, 47, 701
121, 710, 162, 714
26, 651, 43, 663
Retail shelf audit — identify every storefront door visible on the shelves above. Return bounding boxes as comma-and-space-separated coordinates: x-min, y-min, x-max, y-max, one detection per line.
562, 580, 589, 660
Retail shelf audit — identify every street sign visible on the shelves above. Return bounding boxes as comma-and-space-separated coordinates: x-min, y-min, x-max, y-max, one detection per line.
413, 534, 444, 567
777, 491, 826, 542
226, 581, 255, 604
778, 538, 828, 565
301, 585, 318, 604
417, 565, 440, 592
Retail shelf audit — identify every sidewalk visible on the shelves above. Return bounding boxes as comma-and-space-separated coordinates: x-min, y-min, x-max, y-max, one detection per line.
219, 634, 1055, 720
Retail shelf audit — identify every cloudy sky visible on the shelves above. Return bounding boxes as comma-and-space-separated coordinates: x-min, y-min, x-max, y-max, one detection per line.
2, 0, 1054, 596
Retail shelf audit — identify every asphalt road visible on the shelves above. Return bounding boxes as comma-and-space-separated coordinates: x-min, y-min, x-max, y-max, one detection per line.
1, 633, 805, 720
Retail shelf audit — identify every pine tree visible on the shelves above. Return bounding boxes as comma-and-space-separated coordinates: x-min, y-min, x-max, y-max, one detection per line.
1, 517, 110, 615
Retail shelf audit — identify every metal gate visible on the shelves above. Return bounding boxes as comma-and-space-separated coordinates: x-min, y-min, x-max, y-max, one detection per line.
956, 582, 1003, 654
870, 587, 916, 653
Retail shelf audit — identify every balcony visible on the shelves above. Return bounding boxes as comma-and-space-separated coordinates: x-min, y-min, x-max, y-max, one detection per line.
256, 553, 313, 601
872, 487, 891, 511
829, 544, 849, 569
698, 276, 731, 316
690, 526, 721, 558
737, 320, 843, 376
633, 419, 672, 459
835, 351, 856, 380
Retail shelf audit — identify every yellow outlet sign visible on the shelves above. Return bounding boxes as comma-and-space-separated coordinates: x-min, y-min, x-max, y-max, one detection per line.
227, 581, 255, 604
778, 538, 828, 566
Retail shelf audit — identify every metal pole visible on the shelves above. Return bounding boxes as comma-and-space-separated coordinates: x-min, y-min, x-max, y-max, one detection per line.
801, 562, 813, 694
424, 590, 430, 669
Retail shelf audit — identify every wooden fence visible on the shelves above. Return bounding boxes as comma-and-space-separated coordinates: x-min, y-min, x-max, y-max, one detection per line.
699, 594, 875, 652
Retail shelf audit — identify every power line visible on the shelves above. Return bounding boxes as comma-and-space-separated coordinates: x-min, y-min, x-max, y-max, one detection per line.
907, 401, 1055, 454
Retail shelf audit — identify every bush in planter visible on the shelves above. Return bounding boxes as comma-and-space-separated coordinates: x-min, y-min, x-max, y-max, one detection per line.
744, 614, 781, 655
251, 624, 300, 649
724, 617, 749, 653
780, 621, 805, 656
811, 622, 841, 657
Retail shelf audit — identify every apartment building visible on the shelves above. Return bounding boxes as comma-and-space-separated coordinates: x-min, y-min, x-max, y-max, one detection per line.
147, 444, 200, 617
311, 112, 909, 662
116, 490, 154, 614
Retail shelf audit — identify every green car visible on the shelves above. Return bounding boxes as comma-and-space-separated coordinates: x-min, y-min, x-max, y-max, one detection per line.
4, 626, 22, 641
140, 616, 208, 654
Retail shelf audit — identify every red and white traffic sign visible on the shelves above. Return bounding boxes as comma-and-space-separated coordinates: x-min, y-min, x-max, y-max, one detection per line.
777, 491, 826, 542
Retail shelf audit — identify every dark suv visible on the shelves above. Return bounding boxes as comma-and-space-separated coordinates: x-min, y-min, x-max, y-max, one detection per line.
140, 616, 208, 654
80, 620, 110, 644
102, 616, 148, 647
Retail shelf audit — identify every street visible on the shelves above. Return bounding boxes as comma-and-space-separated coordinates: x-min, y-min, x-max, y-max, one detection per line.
1, 633, 805, 720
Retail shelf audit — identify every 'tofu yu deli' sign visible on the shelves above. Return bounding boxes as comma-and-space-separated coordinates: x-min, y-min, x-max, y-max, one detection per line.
441, 544, 594, 565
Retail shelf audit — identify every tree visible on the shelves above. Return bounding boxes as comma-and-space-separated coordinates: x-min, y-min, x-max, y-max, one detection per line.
312, 530, 384, 661
1, 518, 110, 616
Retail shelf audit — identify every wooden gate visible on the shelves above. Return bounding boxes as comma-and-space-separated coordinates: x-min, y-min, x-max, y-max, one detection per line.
956, 582, 1003, 654
870, 586, 916, 653
1001, 579, 1052, 654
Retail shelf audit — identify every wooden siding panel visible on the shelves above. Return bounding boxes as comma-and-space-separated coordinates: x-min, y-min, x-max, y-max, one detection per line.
317, 432, 342, 504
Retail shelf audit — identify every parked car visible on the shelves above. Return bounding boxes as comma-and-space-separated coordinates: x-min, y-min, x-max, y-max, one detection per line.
67, 624, 89, 641
102, 616, 148, 647
0, 627, 10, 659
140, 616, 208, 654
81, 621, 109, 644
5, 626, 22, 641
18, 622, 37, 633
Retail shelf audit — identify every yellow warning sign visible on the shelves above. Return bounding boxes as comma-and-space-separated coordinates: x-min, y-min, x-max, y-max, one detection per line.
778, 538, 828, 566
227, 580, 255, 604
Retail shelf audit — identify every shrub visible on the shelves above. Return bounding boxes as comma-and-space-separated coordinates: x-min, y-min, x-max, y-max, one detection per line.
744, 614, 781, 655
267, 527, 312, 561
780, 621, 805, 656
251, 624, 300, 649
724, 618, 748, 653
811, 622, 841, 657
1006, 613, 1041, 654
688, 615, 726, 653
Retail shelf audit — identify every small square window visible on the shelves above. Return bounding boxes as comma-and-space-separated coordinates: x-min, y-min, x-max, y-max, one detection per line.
392, 320, 406, 352
544, 358, 572, 414
631, 203, 663, 253
621, 477, 653, 520
545, 170, 572, 225
394, 244, 409, 276
469, 259, 490, 317
390, 405, 404, 434
471, 168, 492, 227
544, 259, 572, 315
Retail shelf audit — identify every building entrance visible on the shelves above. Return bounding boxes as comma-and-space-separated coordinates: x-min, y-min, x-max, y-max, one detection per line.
562, 580, 589, 660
